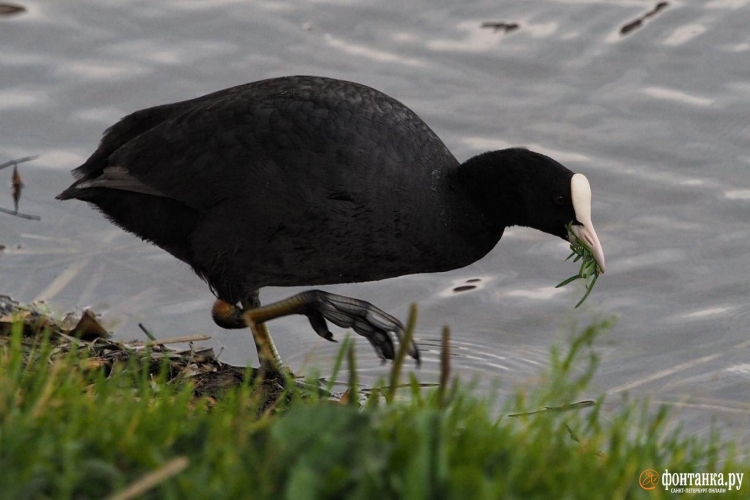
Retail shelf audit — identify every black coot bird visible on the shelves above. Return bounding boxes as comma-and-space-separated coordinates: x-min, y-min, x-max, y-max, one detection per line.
58, 76, 605, 373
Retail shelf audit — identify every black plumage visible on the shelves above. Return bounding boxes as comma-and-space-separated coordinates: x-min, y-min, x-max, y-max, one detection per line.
58, 75, 604, 368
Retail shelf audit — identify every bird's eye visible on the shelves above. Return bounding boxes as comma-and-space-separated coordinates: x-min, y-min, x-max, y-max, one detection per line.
553, 195, 565, 206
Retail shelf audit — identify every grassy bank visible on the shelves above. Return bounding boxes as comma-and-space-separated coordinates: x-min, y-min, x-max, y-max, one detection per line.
0, 316, 746, 499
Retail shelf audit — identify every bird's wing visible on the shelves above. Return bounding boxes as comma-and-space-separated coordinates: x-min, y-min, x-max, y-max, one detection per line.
71, 77, 454, 211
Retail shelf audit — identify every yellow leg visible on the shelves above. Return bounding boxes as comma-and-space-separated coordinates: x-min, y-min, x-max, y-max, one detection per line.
212, 294, 287, 378
246, 318, 285, 376
213, 289, 420, 373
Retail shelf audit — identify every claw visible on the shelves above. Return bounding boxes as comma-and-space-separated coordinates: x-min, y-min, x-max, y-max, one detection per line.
306, 310, 336, 342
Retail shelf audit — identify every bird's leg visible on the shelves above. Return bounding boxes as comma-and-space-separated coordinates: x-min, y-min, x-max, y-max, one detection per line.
241, 290, 420, 365
211, 289, 421, 371
241, 292, 286, 379
211, 293, 286, 379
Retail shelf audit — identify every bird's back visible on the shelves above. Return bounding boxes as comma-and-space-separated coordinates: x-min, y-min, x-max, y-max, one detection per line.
60, 76, 471, 301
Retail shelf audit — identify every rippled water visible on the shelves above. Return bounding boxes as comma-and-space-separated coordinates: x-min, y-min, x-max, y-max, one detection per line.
2, 0, 749, 446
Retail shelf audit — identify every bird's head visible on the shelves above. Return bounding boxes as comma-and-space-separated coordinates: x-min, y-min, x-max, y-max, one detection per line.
456, 148, 605, 273
515, 151, 605, 273
454, 148, 604, 272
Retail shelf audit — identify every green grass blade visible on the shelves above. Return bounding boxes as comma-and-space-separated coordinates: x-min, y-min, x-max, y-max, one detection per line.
556, 275, 582, 288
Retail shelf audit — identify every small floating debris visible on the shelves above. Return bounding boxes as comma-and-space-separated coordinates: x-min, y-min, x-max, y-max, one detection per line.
439, 277, 488, 297
620, 1, 669, 36
0, 156, 40, 220
0, 3, 25, 16
12, 164, 22, 212
454, 278, 483, 293
480, 21, 520, 34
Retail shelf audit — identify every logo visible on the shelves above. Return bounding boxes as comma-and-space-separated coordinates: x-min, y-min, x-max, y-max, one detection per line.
639, 469, 745, 493
639, 469, 660, 490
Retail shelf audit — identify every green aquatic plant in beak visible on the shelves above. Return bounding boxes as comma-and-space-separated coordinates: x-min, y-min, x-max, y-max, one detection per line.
556, 222, 602, 308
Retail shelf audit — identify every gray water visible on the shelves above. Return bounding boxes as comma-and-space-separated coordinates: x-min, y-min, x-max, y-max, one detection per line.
2, 0, 749, 449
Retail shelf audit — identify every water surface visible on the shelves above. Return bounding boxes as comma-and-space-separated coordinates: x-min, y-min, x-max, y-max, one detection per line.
1, 0, 749, 447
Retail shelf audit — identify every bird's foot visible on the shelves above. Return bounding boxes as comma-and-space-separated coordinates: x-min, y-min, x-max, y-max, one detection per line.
244, 290, 420, 365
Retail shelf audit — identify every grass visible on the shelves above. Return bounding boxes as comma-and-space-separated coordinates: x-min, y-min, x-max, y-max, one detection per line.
1, 316, 747, 499
556, 221, 603, 308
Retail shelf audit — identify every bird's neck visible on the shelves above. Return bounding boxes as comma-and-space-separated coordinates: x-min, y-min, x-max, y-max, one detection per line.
451, 150, 530, 231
